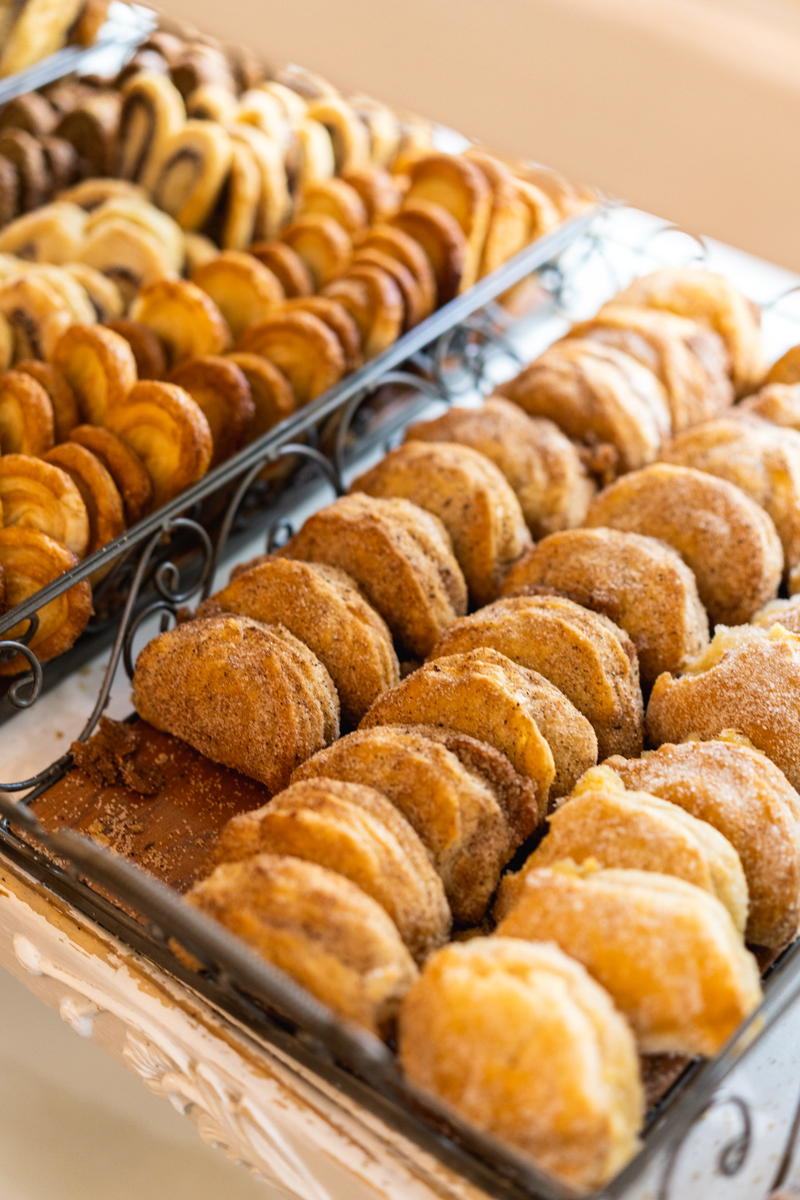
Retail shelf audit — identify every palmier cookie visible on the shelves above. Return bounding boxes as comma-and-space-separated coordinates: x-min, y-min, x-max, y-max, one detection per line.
207, 558, 399, 725
647, 624, 800, 793
217, 777, 449, 960
497, 765, 748, 934
104, 319, 167, 381
431, 594, 641, 762
766, 346, 800, 387
406, 397, 595, 538
67, 425, 152, 525
0, 454, 88, 557
607, 736, 800, 949
361, 648, 582, 812
497, 863, 762, 1056
502, 528, 709, 687
738, 382, 800, 430
42, 442, 125, 554
389, 201, 466, 304
352, 441, 531, 607
51, 324, 137, 425
283, 494, 466, 659
497, 339, 671, 477
585, 463, 782, 625
399, 938, 643, 1193
133, 615, 339, 792
130, 280, 231, 367
169, 356, 254, 466
185, 854, 416, 1037
294, 724, 543, 924
235, 311, 345, 405
661, 417, 800, 577
0, 370, 55, 455
12, 361, 78, 442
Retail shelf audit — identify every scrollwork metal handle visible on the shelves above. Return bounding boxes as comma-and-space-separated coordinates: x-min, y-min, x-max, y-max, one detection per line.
657, 1094, 752, 1200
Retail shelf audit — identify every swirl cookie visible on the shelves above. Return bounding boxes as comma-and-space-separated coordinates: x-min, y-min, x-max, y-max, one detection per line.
0, 454, 88, 557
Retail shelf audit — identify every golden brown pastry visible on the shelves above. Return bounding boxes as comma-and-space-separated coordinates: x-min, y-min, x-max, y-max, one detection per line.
208, 558, 399, 725
754, 594, 800, 636
0, 370, 54, 454
355, 223, 435, 319
765, 345, 800, 387
150, 121, 232, 231
306, 97, 370, 174
283, 493, 466, 658
224, 352, 295, 440
0, 274, 77, 361
350, 244, 424, 331
0, 129, 48, 211
117, 71, 186, 189
217, 777, 450, 960
281, 213, 352, 288
132, 614, 339, 791
0, 452, 88, 556
341, 165, 403, 224
352, 441, 531, 607
0, 201, 86, 263
298, 178, 367, 234
130, 280, 231, 366
192, 251, 283, 341
63, 264, 124, 323
54, 92, 120, 179
51, 324, 138, 425
737, 382, 800, 431
431, 595, 642, 761
0, 1, 84, 76
13, 360, 78, 441
497, 764, 748, 934
497, 862, 762, 1055
405, 397, 595, 538
389, 201, 466, 304
399, 938, 643, 1192
78, 219, 177, 304
103, 319, 167, 381
185, 854, 416, 1036
463, 149, 531, 276
404, 154, 491, 292
42, 442, 125, 554
168, 356, 254, 466
83, 197, 184, 275
67, 425, 152, 525
322, 262, 404, 359
281, 297, 362, 373
248, 241, 313, 298
235, 311, 345, 405
502, 528, 709, 686
585, 463, 783, 625
647, 624, 800, 793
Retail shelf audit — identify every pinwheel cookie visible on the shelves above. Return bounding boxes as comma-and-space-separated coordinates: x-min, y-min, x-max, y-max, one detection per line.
399, 938, 643, 1192
389, 202, 466, 304
322, 262, 404, 359
283, 493, 466, 658
133, 614, 339, 792
355, 224, 435, 319
431, 594, 642, 761
207, 557, 399, 725
217, 777, 450, 960
647, 624, 800, 793
281, 213, 352, 288
502, 528, 709, 686
498, 863, 762, 1055
280, 297, 361, 373
586, 463, 782, 625
51, 324, 137, 425
405, 397, 595, 538
12, 360, 77, 441
185, 854, 416, 1036
0, 201, 86, 263
192, 251, 283, 340
294, 723, 543, 923
150, 121, 232, 232
352, 441, 531, 607
0, 453, 88, 557
117, 71, 186, 188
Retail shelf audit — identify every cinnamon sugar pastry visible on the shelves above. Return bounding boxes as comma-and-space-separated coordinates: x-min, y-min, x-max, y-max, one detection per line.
280, 297, 362, 373
133, 614, 339, 791
0, 454, 88, 557
117, 72, 186, 188
586, 463, 782, 625
647, 624, 800, 792
55, 93, 120, 178
352, 440, 531, 607
41, 136, 79, 194
322, 262, 404, 359
248, 241, 313, 298
150, 121, 232, 231
299, 178, 368, 234
0, 93, 58, 138
498, 764, 748, 934
406, 397, 595, 537
217, 777, 450, 961
281, 213, 352, 288
306, 97, 370, 174
43, 442, 125, 553
130, 280, 231, 365
432, 595, 642, 761
613, 268, 763, 395
0, 202, 86, 262
185, 854, 416, 1037
0, 370, 54, 454
224, 352, 295, 439
356, 224, 435, 318
389, 202, 466, 304
51, 324, 137, 425
169, 356, 254, 466
755, 594, 800, 636
235, 310, 345, 404
283, 493, 466, 657
68, 424, 152, 525
608, 737, 800, 948
399, 938, 643, 1193
738, 382, 800, 431
192, 251, 283, 340
502, 528, 709, 686
295, 724, 542, 923
766, 345, 800, 387
0, 527, 91, 673
13, 360, 78, 440
498, 863, 762, 1056
104, 319, 166, 381
208, 557, 399, 725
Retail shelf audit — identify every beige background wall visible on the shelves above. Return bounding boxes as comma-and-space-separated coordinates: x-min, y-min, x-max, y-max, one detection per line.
156, 0, 800, 269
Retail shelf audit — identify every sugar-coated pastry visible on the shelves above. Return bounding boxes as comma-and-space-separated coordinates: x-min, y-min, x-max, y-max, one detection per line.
497, 862, 762, 1056
502, 528, 709, 686
606, 736, 800, 948
185, 854, 416, 1036
351, 440, 531, 606
497, 765, 748, 934
132, 614, 339, 791
754, 595, 800, 637
647, 624, 800, 793
217, 777, 449, 960
765, 345, 800, 387
586, 463, 782, 625
738, 382, 800, 431
399, 937, 643, 1192
432, 594, 641, 761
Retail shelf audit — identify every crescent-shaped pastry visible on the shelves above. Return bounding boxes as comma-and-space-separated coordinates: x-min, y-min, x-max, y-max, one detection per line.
306, 97, 370, 174
280, 297, 362, 373
322, 262, 404, 359
185, 854, 416, 1036
168, 356, 254, 466
0, 370, 54, 454
51, 324, 138, 425
498, 764, 748, 934
103, 319, 166, 381
607, 736, 800, 948
13, 360, 78, 441
216, 777, 450, 961
389, 202, 466, 304
298, 178, 367, 234
431, 595, 642, 761
404, 154, 491, 292
502, 528, 709, 686
356, 223, 436, 318
585, 463, 782, 625
738, 381, 800, 431
235, 311, 345, 405
192, 251, 283, 341
283, 493, 466, 657
647, 624, 800, 793
398, 937, 643, 1192
612, 268, 763, 395
0, 453, 88, 556
497, 862, 762, 1056
130, 280, 231, 366
341, 165, 403, 224
352, 440, 531, 607
406, 397, 595, 538
104, 380, 212, 507
150, 121, 232, 231
133, 614, 339, 791
67, 424, 152, 525
0, 527, 92, 673
0, 202, 86, 263
248, 241, 313, 298
43, 442, 125, 553
209, 557, 399, 725
281, 213, 352, 288
117, 71, 186, 188
766, 345, 800, 387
